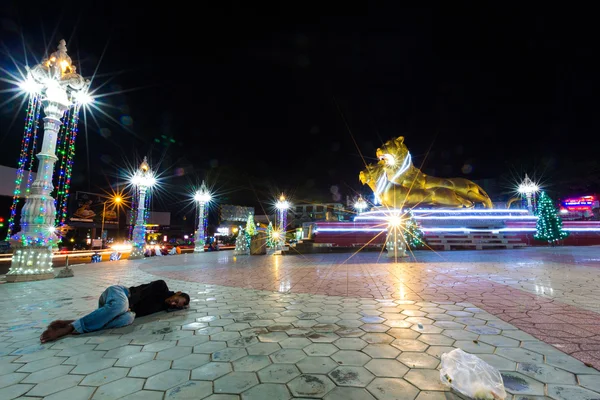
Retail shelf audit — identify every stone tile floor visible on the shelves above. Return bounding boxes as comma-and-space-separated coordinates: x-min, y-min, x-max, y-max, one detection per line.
0, 247, 599, 399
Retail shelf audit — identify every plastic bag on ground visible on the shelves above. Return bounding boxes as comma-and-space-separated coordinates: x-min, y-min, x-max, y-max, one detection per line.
440, 348, 506, 400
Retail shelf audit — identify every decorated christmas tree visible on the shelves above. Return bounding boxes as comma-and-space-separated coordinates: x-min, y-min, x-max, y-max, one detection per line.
233, 228, 249, 255
245, 214, 257, 247
534, 191, 568, 245
403, 210, 425, 249
266, 222, 275, 248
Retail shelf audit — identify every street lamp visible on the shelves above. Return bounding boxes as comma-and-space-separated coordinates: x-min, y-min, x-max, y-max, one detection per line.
275, 194, 290, 249
194, 181, 211, 253
129, 157, 156, 259
518, 174, 539, 214
386, 212, 407, 259
354, 196, 368, 215
101, 195, 122, 247
6, 40, 90, 283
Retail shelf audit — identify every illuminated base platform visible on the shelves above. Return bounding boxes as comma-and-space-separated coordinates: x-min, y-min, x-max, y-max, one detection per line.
306, 208, 600, 250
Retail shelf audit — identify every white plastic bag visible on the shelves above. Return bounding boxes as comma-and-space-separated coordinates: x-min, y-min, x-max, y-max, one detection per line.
440, 348, 506, 400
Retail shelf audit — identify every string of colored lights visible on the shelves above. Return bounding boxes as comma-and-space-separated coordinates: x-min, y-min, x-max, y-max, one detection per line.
56, 105, 81, 226
128, 189, 138, 240
25, 101, 41, 199
5, 94, 41, 239
53, 108, 70, 226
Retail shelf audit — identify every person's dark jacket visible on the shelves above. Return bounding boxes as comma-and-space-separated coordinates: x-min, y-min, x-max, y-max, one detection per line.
128, 280, 174, 317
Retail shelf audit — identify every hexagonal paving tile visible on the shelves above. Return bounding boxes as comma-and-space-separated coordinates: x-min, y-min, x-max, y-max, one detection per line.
366, 377, 419, 400
233, 355, 271, 372
296, 356, 338, 374
365, 359, 409, 378
194, 341, 227, 354
241, 383, 291, 400
404, 369, 448, 391
304, 343, 338, 356
516, 362, 575, 385
287, 374, 336, 398
387, 328, 419, 339
476, 354, 517, 371
495, 348, 544, 364
324, 386, 377, 400
547, 384, 600, 400
258, 332, 288, 343
156, 346, 193, 361
258, 363, 301, 383
93, 377, 145, 399
270, 349, 307, 364
172, 353, 211, 370
391, 339, 428, 352
129, 360, 172, 378
362, 344, 401, 359
334, 338, 368, 350
191, 362, 232, 381
329, 366, 376, 387
501, 371, 545, 396
280, 337, 312, 349
214, 371, 259, 394
144, 369, 190, 391
397, 352, 440, 369
212, 347, 248, 362
164, 380, 212, 400
465, 325, 502, 335
80, 367, 129, 386
417, 334, 454, 346
247, 342, 281, 355
454, 340, 496, 354
331, 350, 372, 366
362, 333, 395, 344
545, 353, 600, 374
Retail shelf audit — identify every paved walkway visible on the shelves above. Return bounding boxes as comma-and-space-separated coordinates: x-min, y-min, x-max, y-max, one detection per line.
0, 248, 598, 399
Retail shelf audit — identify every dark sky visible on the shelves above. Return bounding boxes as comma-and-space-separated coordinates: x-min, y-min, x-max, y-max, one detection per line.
1, 2, 599, 214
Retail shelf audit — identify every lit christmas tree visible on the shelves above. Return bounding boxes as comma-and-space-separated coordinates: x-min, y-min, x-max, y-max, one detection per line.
403, 210, 425, 249
234, 228, 249, 255
266, 222, 275, 248
245, 213, 257, 247
534, 191, 568, 245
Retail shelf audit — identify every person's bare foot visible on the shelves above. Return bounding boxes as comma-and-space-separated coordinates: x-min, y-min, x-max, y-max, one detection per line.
48, 320, 75, 329
40, 324, 74, 343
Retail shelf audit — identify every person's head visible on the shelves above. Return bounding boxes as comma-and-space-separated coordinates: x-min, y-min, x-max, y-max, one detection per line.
165, 291, 190, 309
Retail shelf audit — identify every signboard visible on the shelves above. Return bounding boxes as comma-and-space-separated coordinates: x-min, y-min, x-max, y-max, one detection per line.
220, 204, 254, 222
561, 196, 598, 212
69, 191, 118, 225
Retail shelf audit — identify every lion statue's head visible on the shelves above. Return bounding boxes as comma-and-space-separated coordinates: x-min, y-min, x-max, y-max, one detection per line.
359, 162, 383, 187
375, 136, 409, 167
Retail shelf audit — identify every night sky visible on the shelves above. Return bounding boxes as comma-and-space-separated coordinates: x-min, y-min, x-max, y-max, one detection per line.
1, 2, 599, 216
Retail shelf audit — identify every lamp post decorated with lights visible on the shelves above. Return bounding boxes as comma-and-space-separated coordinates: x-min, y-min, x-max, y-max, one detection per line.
386, 213, 407, 259
194, 181, 211, 253
275, 194, 289, 249
6, 40, 90, 282
129, 157, 156, 260
354, 196, 368, 215
518, 174, 539, 215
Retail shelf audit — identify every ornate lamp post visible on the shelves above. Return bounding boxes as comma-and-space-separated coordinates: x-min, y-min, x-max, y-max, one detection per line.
194, 181, 211, 253
275, 194, 290, 249
6, 40, 90, 283
386, 213, 407, 259
518, 174, 539, 215
354, 196, 368, 215
129, 157, 155, 260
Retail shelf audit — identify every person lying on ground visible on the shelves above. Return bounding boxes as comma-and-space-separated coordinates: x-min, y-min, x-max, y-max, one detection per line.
40, 280, 190, 343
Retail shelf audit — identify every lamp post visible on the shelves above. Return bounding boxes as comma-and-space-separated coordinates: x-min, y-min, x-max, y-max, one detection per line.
518, 174, 539, 215
275, 194, 290, 249
386, 212, 407, 259
194, 181, 211, 253
101, 195, 122, 247
129, 157, 155, 259
354, 196, 368, 215
6, 40, 90, 283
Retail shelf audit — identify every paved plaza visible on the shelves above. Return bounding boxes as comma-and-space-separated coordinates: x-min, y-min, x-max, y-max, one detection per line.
1, 247, 600, 399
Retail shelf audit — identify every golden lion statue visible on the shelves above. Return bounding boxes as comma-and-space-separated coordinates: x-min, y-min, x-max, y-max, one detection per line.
359, 136, 493, 208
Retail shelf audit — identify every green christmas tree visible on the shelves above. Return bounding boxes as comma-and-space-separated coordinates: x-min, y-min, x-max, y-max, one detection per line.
245, 214, 257, 247
266, 222, 275, 248
403, 210, 425, 249
534, 191, 568, 245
